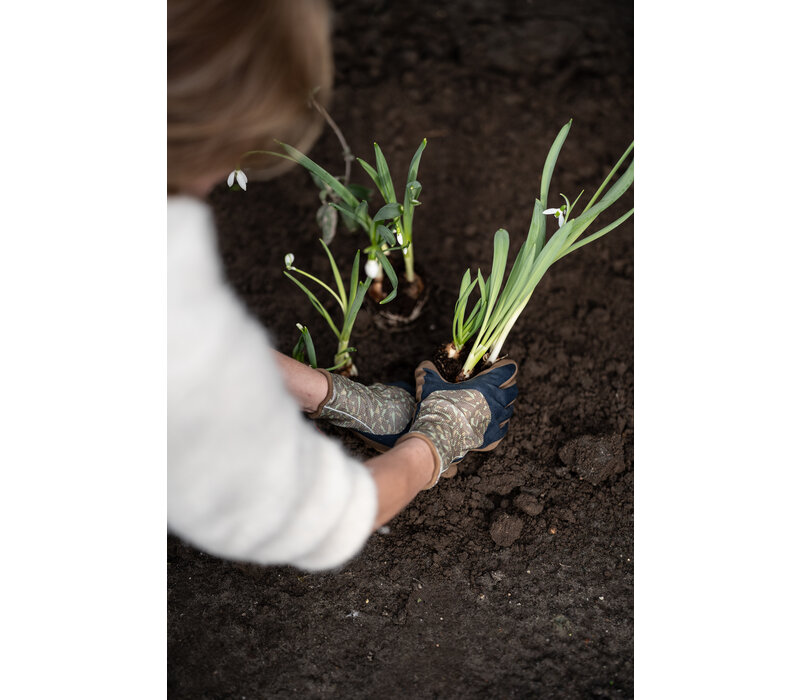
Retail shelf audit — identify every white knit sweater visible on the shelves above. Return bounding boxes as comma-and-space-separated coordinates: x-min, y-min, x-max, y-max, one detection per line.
168, 196, 377, 570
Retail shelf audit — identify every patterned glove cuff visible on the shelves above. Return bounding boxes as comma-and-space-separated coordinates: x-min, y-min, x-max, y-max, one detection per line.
396, 431, 443, 490
307, 369, 334, 419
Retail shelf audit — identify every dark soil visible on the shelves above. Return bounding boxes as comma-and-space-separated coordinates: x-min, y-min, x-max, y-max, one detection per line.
168, 0, 633, 697
432, 344, 491, 384
368, 258, 429, 326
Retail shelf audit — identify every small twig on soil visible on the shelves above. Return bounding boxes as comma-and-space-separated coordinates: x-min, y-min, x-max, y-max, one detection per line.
309, 92, 354, 186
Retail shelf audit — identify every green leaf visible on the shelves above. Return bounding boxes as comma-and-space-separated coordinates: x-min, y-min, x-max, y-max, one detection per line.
346, 183, 372, 201
356, 158, 381, 192
341, 280, 369, 341
316, 203, 338, 244
377, 224, 396, 246
318, 239, 346, 302
373, 143, 397, 203
477, 269, 486, 301
374, 247, 398, 304
374, 202, 403, 221
283, 271, 340, 338
402, 180, 422, 238
406, 138, 427, 184
349, 250, 361, 305
291, 333, 306, 364
470, 230, 509, 352
302, 327, 318, 368
583, 141, 633, 213
292, 325, 318, 368
560, 208, 634, 259
458, 269, 472, 299
565, 160, 634, 251
275, 142, 359, 208
540, 120, 572, 209
330, 202, 366, 233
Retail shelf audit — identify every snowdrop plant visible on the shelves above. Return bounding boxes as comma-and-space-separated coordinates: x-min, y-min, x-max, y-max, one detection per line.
272, 141, 401, 304
356, 139, 427, 287
451, 120, 634, 380
283, 241, 369, 376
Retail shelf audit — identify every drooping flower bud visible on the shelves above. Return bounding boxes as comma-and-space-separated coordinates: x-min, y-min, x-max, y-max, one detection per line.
284, 253, 295, 269
227, 169, 248, 191
364, 258, 381, 279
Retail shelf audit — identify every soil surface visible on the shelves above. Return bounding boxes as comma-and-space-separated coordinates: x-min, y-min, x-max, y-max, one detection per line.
168, 0, 634, 697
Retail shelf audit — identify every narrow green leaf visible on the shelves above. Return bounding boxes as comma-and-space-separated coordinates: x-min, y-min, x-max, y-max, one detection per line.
292, 325, 318, 368
356, 158, 381, 191
331, 204, 370, 233
346, 183, 372, 201
318, 239, 346, 303
284, 272, 341, 337
458, 269, 472, 299
477, 269, 486, 300
406, 138, 427, 184
302, 327, 318, 369
540, 120, 572, 208
275, 142, 358, 208
473, 230, 510, 346
402, 180, 422, 237
285, 266, 344, 310
349, 250, 361, 305
291, 332, 306, 364
374, 247, 398, 304
560, 208, 634, 258
377, 224, 396, 246
583, 141, 633, 213
373, 143, 397, 203
341, 280, 369, 340
330, 202, 365, 233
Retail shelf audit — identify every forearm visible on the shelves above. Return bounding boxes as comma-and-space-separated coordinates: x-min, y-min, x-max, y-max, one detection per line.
272, 350, 329, 413
274, 350, 433, 528
365, 436, 435, 529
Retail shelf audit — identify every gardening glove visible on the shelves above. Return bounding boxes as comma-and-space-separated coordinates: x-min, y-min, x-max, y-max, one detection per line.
309, 369, 416, 451
396, 358, 518, 489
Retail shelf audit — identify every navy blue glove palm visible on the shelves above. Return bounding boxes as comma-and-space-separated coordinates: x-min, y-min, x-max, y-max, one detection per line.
397, 358, 518, 488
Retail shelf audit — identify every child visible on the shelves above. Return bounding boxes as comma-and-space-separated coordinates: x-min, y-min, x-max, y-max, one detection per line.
167, 0, 518, 571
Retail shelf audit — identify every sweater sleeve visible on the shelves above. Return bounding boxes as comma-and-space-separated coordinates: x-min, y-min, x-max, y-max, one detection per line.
167, 196, 377, 571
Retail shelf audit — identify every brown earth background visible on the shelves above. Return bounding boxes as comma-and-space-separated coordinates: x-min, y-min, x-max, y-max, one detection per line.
168, 0, 634, 696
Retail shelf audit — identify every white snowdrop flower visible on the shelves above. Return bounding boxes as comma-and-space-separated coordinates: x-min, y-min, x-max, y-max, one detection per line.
364, 258, 381, 279
284, 253, 295, 269
227, 169, 248, 191
543, 206, 565, 228
396, 230, 404, 246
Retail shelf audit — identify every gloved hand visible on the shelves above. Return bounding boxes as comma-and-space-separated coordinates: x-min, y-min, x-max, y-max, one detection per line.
396, 358, 518, 489
309, 369, 416, 451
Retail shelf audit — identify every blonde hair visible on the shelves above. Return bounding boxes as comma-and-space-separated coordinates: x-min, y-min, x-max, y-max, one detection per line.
168, 0, 333, 191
